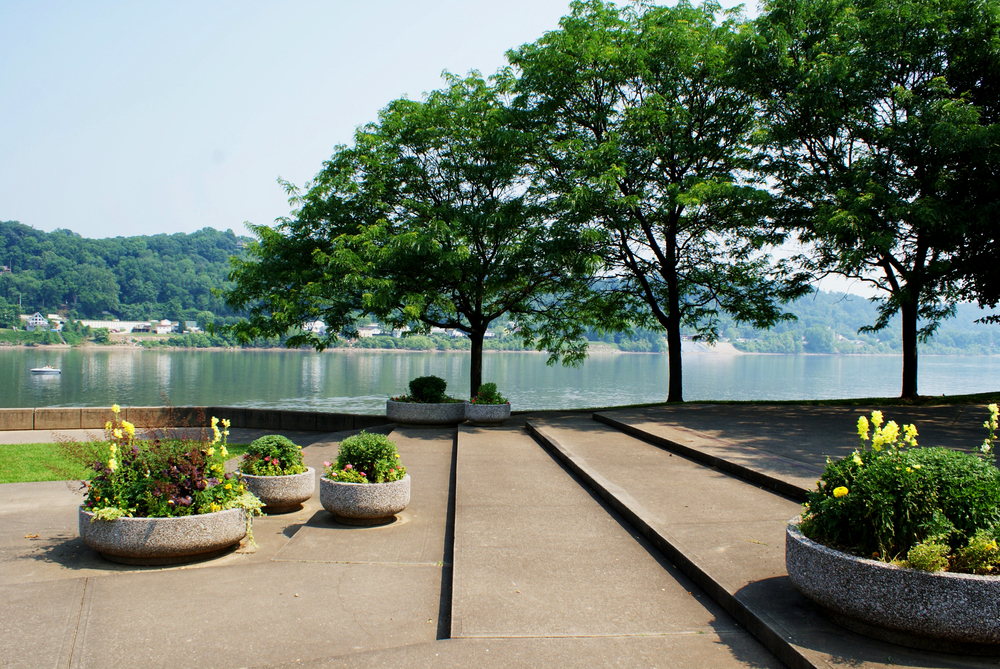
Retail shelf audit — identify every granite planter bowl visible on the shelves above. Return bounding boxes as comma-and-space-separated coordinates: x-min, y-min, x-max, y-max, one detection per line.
786, 518, 1000, 654
386, 399, 466, 426
465, 402, 511, 426
320, 474, 410, 526
79, 507, 247, 566
240, 467, 315, 513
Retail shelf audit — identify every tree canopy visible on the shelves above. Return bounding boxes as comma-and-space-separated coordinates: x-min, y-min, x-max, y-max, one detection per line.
225, 73, 613, 395
0, 220, 245, 321
742, 0, 1000, 397
509, 0, 811, 402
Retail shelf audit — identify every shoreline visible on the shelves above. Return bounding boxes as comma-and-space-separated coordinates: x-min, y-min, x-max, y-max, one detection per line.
2, 342, 998, 356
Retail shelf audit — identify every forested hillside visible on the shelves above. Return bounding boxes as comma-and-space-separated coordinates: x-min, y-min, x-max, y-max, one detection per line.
0, 220, 246, 321
719, 292, 1000, 355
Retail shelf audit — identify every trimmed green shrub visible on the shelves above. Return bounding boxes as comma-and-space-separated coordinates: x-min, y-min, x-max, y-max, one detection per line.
323, 431, 406, 484
239, 435, 306, 476
409, 376, 448, 402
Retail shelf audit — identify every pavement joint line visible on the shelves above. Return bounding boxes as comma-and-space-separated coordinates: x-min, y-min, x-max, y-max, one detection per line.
525, 420, 816, 669
593, 412, 813, 501
267, 559, 446, 566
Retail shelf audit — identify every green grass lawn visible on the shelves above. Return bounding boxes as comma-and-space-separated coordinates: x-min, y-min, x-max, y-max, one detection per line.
0, 442, 251, 484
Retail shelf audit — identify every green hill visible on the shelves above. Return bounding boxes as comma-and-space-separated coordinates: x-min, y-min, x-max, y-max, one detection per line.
0, 220, 247, 322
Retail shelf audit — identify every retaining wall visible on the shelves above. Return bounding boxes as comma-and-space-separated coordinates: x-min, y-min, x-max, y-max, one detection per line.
0, 406, 392, 433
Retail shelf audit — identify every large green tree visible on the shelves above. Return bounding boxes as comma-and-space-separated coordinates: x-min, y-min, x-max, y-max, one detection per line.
509, 0, 809, 402
743, 0, 1000, 398
225, 74, 610, 395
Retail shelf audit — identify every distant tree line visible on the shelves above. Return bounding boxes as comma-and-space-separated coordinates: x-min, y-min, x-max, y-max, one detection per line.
0, 220, 246, 322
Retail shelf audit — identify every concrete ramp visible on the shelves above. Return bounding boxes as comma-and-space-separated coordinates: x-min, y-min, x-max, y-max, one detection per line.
449, 422, 780, 667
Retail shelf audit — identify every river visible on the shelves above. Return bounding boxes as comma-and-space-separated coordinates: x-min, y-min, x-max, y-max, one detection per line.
1, 348, 997, 413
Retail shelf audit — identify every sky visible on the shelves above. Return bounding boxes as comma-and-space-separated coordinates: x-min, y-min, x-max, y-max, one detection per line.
4, 1, 877, 296
3, 0, 760, 241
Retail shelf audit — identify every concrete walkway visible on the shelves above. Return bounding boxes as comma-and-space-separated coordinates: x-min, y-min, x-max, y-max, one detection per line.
1, 403, 998, 667
527, 409, 998, 669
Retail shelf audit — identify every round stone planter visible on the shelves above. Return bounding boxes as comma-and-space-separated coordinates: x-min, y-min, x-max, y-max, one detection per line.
240, 467, 315, 513
786, 518, 1000, 654
320, 475, 410, 526
386, 399, 467, 426
79, 507, 247, 566
465, 402, 511, 426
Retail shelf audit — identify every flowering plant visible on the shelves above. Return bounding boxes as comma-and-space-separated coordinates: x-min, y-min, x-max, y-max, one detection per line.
84, 406, 262, 526
323, 431, 406, 484
238, 434, 307, 476
469, 382, 508, 405
799, 409, 1000, 574
391, 375, 463, 403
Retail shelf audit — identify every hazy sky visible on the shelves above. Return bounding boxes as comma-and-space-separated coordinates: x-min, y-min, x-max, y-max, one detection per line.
3, 0, 761, 241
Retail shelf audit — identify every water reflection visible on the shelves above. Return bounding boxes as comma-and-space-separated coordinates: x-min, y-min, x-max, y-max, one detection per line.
0, 348, 997, 412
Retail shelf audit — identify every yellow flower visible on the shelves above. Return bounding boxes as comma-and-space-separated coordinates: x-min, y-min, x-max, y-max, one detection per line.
870, 411, 883, 428
122, 420, 135, 437
105, 421, 112, 432
913, 464, 922, 469
211, 416, 219, 427
221, 418, 231, 429
903, 424, 918, 448
220, 446, 228, 458
113, 429, 123, 440
833, 486, 849, 498
108, 456, 118, 473
882, 421, 899, 445
852, 453, 863, 466
206, 447, 215, 457
224, 483, 232, 490
109, 444, 117, 454
856, 416, 869, 441
111, 404, 120, 414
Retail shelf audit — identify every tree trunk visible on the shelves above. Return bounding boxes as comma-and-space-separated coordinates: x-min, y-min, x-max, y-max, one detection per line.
900, 296, 919, 400
666, 313, 683, 402
469, 330, 485, 398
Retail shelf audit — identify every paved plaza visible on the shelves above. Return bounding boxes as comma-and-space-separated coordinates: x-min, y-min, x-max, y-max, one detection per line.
1, 404, 997, 668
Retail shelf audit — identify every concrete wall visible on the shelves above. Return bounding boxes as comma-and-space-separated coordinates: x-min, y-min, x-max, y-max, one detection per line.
0, 406, 392, 432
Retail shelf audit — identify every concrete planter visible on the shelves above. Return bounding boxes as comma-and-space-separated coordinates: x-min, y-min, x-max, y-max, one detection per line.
786, 518, 1000, 653
385, 399, 466, 426
320, 474, 410, 526
465, 402, 511, 426
240, 467, 315, 513
79, 507, 247, 566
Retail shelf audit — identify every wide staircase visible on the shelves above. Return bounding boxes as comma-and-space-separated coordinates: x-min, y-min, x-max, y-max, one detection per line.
1, 404, 991, 668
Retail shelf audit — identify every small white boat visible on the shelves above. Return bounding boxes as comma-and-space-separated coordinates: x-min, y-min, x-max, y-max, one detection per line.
30, 365, 61, 375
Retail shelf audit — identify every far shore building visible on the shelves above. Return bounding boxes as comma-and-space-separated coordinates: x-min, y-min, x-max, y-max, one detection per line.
21, 312, 50, 331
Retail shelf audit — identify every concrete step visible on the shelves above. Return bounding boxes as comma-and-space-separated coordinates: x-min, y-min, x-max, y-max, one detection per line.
526, 415, 990, 669
450, 421, 781, 667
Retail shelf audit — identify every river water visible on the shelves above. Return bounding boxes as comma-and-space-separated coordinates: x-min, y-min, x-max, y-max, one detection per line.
1, 348, 997, 413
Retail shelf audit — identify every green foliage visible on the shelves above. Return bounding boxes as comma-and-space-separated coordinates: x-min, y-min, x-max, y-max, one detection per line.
222, 72, 612, 396
84, 409, 261, 522
905, 541, 950, 572
742, 0, 1000, 397
471, 382, 508, 405
801, 411, 1000, 573
803, 326, 835, 354
85, 438, 249, 518
324, 431, 406, 484
408, 376, 448, 403
239, 435, 306, 476
0, 297, 20, 328
510, 0, 811, 401
0, 221, 247, 320
92, 328, 110, 344
953, 530, 1000, 575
